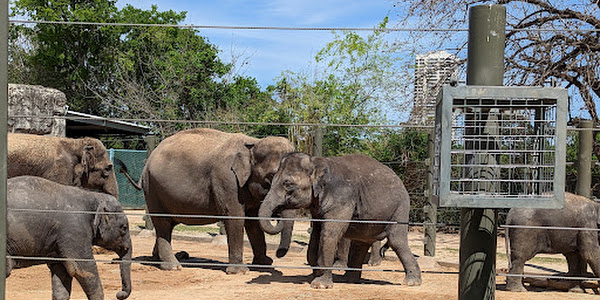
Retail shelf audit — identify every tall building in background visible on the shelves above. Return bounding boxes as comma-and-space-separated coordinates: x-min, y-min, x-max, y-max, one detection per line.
410, 51, 458, 124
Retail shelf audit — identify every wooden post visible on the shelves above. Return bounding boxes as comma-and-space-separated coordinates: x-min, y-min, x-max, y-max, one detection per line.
424, 130, 437, 257
459, 5, 505, 300
0, 0, 8, 295
143, 135, 158, 231
576, 120, 593, 198
312, 126, 323, 157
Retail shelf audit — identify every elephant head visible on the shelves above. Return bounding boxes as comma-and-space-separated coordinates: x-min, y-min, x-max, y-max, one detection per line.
259, 152, 329, 235
76, 138, 119, 199
93, 196, 132, 299
244, 136, 295, 200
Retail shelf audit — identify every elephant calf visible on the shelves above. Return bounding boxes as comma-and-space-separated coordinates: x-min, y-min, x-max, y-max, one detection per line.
6, 176, 132, 300
259, 153, 421, 289
506, 192, 600, 292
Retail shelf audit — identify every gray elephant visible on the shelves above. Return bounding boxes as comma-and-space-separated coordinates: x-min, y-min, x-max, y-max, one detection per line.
6, 176, 132, 300
8, 133, 119, 198
259, 152, 422, 289
505, 192, 600, 292
118, 128, 294, 273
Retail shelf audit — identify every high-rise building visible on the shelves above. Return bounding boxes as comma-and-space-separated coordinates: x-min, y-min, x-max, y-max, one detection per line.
410, 51, 458, 124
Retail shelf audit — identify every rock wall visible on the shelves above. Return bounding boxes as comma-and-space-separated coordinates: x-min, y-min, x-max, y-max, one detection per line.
8, 84, 66, 137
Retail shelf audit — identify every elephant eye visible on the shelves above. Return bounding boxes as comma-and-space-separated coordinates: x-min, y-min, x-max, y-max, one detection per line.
105, 165, 113, 172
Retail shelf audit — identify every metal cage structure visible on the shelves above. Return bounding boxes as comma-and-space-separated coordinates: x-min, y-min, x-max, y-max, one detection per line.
434, 86, 567, 208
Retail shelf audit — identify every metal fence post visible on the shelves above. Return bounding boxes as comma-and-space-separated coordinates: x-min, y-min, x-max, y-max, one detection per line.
424, 130, 437, 257
459, 5, 505, 300
0, 0, 7, 296
576, 120, 593, 198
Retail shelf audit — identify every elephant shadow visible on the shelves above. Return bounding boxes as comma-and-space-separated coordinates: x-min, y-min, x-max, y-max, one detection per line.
247, 270, 399, 286
134, 251, 279, 274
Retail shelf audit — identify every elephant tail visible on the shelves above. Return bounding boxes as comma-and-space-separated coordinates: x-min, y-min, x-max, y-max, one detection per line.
380, 240, 390, 259
505, 221, 512, 271
114, 158, 143, 191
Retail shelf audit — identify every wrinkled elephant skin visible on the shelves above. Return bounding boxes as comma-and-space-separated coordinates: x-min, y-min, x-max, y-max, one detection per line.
259, 153, 421, 289
138, 128, 294, 273
6, 176, 132, 300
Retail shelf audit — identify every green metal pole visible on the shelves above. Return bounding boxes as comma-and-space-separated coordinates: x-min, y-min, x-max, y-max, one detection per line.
0, 0, 7, 296
576, 120, 593, 198
424, 130, 437, 257
459, 5, 505, 300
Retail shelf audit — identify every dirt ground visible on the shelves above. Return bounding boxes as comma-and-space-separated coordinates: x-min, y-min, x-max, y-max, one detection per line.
6, 210, 598, 300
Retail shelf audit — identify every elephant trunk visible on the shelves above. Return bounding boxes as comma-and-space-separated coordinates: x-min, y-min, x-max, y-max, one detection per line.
276, 209, 295, 258
116, 241, 132, 299
259, 195, 283, 235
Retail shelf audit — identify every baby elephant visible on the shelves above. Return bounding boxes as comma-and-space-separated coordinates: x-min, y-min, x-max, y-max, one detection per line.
259, 153, 421, 289
6, 176, 132, 300
506, 192, 600, 292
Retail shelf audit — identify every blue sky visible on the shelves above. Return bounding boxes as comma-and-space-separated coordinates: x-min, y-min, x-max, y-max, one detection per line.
116, 1, 397, 89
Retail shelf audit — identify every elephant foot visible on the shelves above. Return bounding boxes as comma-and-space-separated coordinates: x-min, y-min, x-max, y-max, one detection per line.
252, 255, 273, 266
310, 276, 334, 289
505, 281, 527, 292
403, 274, 422, 286
333, 260, 347, 269
368, 257, 382, 266
341, 271, 361, 283
276, 248, 289, 258
159, 261, 182, 271
568, 285, 585, 293
226, 265, 249, 275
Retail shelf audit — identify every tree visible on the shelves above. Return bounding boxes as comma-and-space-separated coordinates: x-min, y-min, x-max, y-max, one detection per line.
10, 0, 122, 114
270, 18, 407, 156
394, 0, 600, 124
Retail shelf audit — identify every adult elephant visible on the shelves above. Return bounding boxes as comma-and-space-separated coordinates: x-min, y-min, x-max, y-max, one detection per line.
505, 192, 600, 292
6, 176, 132, 300
118, 128, 294, 273
8, 133, 119, 198
259, 152, 422, 289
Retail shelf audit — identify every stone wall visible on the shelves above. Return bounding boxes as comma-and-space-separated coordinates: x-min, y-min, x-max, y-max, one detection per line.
8, 84, 66, 137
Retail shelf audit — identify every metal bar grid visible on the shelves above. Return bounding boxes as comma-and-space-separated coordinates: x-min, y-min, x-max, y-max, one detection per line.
435, 86, 567, 208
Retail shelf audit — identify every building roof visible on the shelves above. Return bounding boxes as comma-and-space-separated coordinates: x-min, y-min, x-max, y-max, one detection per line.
66, 110, 151, 137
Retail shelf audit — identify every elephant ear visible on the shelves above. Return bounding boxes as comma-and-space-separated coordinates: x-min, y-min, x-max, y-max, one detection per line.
93, 200, 109, 239
310, 157, 329, 204
231, 143, 254, 187
81, 145, 95, 175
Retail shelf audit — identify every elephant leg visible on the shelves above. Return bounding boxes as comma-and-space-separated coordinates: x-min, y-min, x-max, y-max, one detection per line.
65, 259, 104, 300
505, 230, 537, 292
342, 240, 370, 283
388, 224, 422, 286
564, 252, 586, 293
223, 213, 248, 274
151, 216, 180, 270
579, 232, 600, 281
333, 238, 350, 268
310, 220, 347, 289
368, 240, 383, 266
244, 211, 272, 266
307, 221, 321, 278
48, 263, 73, 300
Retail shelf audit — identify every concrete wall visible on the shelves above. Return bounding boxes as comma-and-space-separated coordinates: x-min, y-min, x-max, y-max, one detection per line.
8, 84, 66, 137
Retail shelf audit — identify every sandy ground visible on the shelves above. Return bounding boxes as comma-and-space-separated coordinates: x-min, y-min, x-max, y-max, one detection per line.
5, 210, 598, 300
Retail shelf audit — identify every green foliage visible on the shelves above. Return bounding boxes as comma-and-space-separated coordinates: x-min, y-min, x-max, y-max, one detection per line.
10, 0, 122, 114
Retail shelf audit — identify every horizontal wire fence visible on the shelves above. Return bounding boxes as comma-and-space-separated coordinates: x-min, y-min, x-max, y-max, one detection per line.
5, 15, 600, 291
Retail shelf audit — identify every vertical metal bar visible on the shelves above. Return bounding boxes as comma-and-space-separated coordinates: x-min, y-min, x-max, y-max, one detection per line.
424, 130, 437, 256
576, 120, 593, 198
459, 4, 505, 300
0, 0, 7, 296
312, 126, 323, 157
